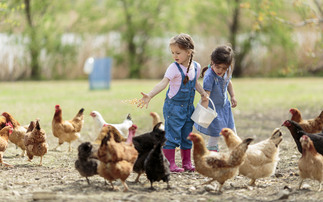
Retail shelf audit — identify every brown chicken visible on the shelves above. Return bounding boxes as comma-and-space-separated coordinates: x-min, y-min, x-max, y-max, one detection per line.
0, 115, 7, 129
24, 120, 48, 166
52, 105, 84, 152
2, 112, 27, 156
290, 108, 323, 134
188, 132, 253, 192
0, 125, 13, 167
298, 135, 323, 191
97, 129, 138, 191
221, 128, 283, 186
93, 124, 127, 145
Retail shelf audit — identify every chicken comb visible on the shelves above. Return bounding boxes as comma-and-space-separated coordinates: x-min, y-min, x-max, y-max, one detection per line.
6, 122, 13, 128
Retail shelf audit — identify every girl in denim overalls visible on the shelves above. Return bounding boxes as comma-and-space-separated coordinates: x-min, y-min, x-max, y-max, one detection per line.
195, 45, 237, 152
138, 33, 208, 172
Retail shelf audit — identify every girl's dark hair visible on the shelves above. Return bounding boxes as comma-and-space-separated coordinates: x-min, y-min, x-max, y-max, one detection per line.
201, 45, 235, 79
169, 33, 195, 85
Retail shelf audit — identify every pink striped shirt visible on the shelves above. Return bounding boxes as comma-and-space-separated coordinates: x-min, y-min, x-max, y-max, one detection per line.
164, 62, 201, 98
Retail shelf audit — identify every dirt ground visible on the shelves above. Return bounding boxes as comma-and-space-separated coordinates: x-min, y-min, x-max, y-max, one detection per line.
1, 111, 323, 202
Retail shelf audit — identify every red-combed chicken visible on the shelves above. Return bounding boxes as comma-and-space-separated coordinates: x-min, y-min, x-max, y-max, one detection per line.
290, 108, 323, 134
221, 128, 283, 186
52, 105, 84, 152
0, 124, 13, 167
188, 132, 253, 192
90, 111, 133, 138
2, 112, 27, 156
93, 124, 127, 145
97, 126, 138, 191
24, 120, 48, 166
298, 135, 323, 191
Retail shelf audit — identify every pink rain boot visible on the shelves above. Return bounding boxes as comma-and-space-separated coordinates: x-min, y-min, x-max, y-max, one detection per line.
163, 149, 184, 173
180, 149, 195, 172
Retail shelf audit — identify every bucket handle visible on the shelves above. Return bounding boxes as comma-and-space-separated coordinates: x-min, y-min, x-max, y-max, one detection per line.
199, 97, 216, 115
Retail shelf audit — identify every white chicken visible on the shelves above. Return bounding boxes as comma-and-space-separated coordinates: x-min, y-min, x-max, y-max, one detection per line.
221, 128, 283, 186
90, 111, 133, 138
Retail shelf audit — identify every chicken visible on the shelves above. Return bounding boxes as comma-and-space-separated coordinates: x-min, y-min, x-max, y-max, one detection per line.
52, 105, 84, 152
75, 142, 99, 185
93, 124, 126, 145
0, 115, 7, 129
144, 140, 170, 190
132, 122, 166, 182
97, 128, 138, 191
2, 112, 27, 156
90, 111, 133, 138
290, 108, 323, 134
24, 120, 48, 166
0, 125, 13, 167
298, 135, 323, 191
282, 120, 323, 155
188, 132, 252, 192
221, 128, 283, 186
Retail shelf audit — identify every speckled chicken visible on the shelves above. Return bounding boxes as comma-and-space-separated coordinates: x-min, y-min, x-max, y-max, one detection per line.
298, 135, 323, 191
24, 120, 48, 166
75, 142, 99, 185
188, 132, 253, 192
221, 128, 283, 186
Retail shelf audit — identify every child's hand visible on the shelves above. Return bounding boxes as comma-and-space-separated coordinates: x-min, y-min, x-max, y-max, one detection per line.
231, 96, 237, 108
201, 93, 209, 108
137, 92, 151, 109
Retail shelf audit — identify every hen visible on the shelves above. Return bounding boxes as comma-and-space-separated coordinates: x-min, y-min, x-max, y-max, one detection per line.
298, 135, 323, 191
0, 125, 13, 167
290, 108, 323, 133
132, 122, 166, 182
52, 105, 84, 152
188, 132, 253, 192
144, 140, 170, 190
0, 115, 6, 129
90, 111, 133, 138
24, 120, 48, 166
97, 127, 138, 191
93, 124, 127, 145
221, 128, 283, 186
2, 112, 27, 156
75, 142, 99, 185
282, 120, 323, 155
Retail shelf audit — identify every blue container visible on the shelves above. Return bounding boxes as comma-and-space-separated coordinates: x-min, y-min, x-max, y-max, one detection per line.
89, 58, 112, 90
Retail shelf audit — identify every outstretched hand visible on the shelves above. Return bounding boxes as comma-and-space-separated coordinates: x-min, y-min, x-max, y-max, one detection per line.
137, 92, 151, 109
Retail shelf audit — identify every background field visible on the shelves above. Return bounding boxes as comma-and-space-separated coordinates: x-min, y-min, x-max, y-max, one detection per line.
1, 78, 323, 201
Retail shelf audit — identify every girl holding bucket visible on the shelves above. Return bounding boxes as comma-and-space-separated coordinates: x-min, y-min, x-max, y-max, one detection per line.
195, 45, 237, 152
137, 33, 208, 172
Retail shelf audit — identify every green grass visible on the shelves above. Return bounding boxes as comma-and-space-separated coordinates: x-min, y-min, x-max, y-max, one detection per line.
0, 78, 322, 139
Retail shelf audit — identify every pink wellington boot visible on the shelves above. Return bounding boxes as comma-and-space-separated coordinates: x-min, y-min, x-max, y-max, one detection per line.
163, 149, 184, 173
180, 149, 195, 172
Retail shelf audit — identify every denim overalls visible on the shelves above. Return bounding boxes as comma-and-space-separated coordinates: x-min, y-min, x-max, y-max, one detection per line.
163, 62, 197, 149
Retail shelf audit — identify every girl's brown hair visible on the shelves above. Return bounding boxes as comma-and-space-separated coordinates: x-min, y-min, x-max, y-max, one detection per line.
201, 45, 235, 79
169, 33, 195, 85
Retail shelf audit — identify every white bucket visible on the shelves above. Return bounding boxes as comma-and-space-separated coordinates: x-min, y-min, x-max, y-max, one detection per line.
191, 97, 217, 128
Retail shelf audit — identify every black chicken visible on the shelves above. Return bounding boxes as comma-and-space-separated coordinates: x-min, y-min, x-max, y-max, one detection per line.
132, 122, 166, 182
75, 142, 99, 185
144, 140, 170, 190
282, 120, 323, 155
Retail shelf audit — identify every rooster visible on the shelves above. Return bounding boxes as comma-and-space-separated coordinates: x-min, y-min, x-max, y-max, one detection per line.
221, 128, 283, 186
2, 112, 27, 156
24, 120, 48, 166
0, 124, 13, 167
97, 128, 138, 191
290, 108, 323, 134
298, 135, 323, 191
90, 111, 133, 138
52, 105, 84, 152
188, 132, 253, 192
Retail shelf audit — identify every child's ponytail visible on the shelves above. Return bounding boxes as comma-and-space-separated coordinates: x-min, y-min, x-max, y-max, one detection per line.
183, 54, 193, 84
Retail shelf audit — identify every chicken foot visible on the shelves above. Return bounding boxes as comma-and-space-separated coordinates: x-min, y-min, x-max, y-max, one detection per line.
121, 180, 129, 192
134, 173, 141, 183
